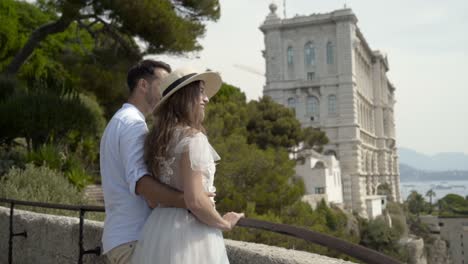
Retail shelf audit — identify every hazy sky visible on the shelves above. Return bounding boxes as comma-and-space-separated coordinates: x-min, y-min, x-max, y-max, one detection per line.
150, 0, 468, 155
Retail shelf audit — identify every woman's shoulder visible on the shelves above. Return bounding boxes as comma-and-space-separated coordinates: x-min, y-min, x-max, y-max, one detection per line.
175, 126, 205, 139
172, 126, 207, 153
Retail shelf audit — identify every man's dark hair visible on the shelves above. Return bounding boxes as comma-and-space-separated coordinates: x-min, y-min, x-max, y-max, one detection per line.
127, 60, 171, 93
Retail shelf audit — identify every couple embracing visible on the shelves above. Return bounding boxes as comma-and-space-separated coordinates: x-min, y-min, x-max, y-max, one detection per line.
100, 60, 244, 264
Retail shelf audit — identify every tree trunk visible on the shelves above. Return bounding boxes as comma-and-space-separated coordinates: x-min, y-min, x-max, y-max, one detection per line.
3, 16, 73, 75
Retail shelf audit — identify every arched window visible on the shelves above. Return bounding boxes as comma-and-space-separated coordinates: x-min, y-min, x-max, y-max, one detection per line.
306, 96, 319, 118
287, 46, 293, 66
326, 41, 334, 64
304, 42, 315, 66
287, 97, 296, 109
328, 95, 336, 114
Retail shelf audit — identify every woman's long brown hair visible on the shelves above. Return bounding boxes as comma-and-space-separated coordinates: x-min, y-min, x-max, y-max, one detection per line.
144, 81, 205, 180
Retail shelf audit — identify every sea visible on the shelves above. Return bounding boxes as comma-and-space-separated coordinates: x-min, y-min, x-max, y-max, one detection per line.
400, 180, 468, 202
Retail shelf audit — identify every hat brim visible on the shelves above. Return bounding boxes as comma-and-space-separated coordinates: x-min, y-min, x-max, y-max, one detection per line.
154, 71, 222, 110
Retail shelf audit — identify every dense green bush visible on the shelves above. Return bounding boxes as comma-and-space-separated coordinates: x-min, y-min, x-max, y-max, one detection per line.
0, 92, 105, 149
0, 164, 104, 220
0, 143, 27, 176
438, 194, 468, 216
0, 75, 17, 102
26, 144, 94, 189
359, 216, 409, 262
386, 202, 408, 238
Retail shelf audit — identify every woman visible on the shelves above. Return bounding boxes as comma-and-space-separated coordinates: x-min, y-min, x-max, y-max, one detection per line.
132, 67, 244, 264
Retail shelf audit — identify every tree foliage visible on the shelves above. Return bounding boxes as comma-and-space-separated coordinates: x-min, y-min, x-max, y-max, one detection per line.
203, 84, 357, 260
246, 96, 303, 150
406, 190, 427, 216
359, 217, 408, 261
438, 194, 468, 216
0, 92, 105, 150
2, 0, 221, 74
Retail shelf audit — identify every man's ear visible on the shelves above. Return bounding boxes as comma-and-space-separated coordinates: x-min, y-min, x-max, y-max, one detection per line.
137, 78, 148, 93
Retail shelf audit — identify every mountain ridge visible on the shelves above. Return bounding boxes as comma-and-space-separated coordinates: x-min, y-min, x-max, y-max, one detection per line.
398, 147, 468, 171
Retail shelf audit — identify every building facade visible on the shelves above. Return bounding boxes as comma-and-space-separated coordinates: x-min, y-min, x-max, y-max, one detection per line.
260, 4, 401, 217
439, 217, 468, 264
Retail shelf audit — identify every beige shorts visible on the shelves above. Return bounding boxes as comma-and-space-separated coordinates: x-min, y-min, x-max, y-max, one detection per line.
106, 241, 137, 264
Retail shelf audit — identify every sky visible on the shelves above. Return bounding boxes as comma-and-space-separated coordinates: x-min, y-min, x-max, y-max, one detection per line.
149, 0, 468, 156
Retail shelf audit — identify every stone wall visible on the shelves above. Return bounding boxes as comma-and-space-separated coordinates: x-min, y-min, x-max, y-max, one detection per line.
0, 206, 355, 264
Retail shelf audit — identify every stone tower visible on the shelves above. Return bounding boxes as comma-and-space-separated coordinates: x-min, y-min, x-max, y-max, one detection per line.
260, 4, 401, 216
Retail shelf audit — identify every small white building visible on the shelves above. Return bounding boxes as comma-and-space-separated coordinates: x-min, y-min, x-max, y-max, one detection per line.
295, 149, 343, 209
365, 195, 387, 219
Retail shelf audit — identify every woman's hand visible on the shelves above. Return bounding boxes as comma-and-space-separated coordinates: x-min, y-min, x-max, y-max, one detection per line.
221, 212, 245, 231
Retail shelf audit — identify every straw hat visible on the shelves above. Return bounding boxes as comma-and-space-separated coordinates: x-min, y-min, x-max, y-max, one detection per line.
154, 66, 222, 110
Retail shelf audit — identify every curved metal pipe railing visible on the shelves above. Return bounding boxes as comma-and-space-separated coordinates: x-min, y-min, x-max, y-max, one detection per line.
0, 197, 402, 264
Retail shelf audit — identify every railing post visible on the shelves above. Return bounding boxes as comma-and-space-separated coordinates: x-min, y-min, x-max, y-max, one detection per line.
7, 202, 27, 264
78, 209, 84, 264
77, 208, 101, 264
8, 202, 14, 264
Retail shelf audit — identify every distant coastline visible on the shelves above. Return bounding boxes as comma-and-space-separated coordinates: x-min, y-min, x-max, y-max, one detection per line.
400, 163, 468, 182
400, 180, 468, 202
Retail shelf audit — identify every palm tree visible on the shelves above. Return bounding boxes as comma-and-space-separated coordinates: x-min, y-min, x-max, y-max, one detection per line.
426, 189, 436, 213
408, 191, 426, 216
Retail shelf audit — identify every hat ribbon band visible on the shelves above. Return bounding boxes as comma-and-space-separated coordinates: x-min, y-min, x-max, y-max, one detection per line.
162, 73, 197, 97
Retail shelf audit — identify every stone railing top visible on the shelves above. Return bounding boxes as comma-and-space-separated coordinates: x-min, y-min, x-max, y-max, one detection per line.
0, 206, 356, 264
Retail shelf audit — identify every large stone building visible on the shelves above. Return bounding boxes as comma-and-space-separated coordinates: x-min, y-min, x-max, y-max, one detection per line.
260, 4, 401, 216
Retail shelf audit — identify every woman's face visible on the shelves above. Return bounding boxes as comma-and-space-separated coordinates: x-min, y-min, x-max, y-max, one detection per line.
197, 82, 209, 119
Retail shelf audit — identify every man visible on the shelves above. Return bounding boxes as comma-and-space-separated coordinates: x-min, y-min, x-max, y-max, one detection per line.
100, 60, 195, 264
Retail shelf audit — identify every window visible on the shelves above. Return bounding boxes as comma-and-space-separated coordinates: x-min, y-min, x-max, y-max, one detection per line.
287, 46, 293, 66
328, 95, 337, 114
287, 97, 296, 109
326, 41, 334, 64
315, 187, 325, 194
306, 96, 319, 118
307, 72, 315, 80
304, 42, 315, 66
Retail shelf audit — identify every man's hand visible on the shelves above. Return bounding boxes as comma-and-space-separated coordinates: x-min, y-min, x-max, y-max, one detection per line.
146, 198, 158, 209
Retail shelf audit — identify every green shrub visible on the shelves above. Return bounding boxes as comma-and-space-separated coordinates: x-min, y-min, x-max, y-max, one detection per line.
25, 143, 95, 189
0, 75, 17, 102
0, 164, 104, 221
0, 92, 106, 149
360, 217, 409, 262
26, 143, 65, 170
386, 202, 408, 238
66, 166, 93, 190
438, 194, 468, 216
0, 144, 27, 176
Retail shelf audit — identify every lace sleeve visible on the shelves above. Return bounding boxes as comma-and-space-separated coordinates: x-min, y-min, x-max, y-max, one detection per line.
174, 132, 220, 173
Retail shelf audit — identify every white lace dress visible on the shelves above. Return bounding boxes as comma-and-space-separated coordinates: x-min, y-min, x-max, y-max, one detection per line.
131, 128, 229, 264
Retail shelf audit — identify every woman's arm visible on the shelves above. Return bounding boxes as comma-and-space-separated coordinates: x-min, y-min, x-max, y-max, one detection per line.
181, 151, 239, 231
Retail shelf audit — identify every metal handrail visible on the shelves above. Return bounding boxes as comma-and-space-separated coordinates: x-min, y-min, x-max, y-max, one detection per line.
0, 197, 402, 264
0, 198, 104, 264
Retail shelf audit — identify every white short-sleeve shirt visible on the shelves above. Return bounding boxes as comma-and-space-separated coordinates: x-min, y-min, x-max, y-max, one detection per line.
100, 103, 151, 254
